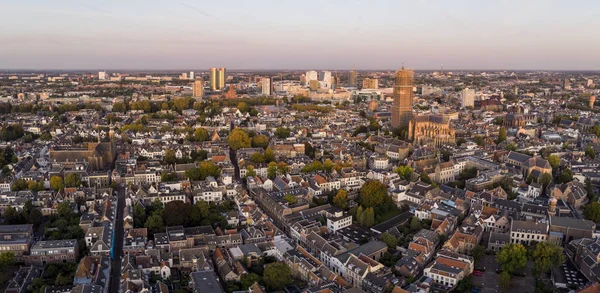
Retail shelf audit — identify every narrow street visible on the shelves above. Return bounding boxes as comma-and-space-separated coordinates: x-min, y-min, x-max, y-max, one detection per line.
109, 186, 125, 293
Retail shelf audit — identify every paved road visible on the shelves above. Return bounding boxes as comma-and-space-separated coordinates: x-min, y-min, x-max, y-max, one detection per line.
109, 186, 125, 293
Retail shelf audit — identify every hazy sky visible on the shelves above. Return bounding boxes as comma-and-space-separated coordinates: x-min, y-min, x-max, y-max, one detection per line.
1, 0, 599, 70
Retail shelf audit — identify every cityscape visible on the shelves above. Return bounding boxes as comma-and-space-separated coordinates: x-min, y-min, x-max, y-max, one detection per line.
1, 2, 600, 293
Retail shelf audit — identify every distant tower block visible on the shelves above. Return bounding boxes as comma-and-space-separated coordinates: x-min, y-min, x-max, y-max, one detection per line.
590, 95, 596, 109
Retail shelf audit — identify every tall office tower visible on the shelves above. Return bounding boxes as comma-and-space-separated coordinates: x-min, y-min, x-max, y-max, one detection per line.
193, 80, 203, 98
349, 70, 357, 87
590, 95, 596, 109
320, 71, 332, 88
209, 68, 217, 91
180, 72, 188, 80
514, 85, 519, 96
362, 78, 379, 89
98, 71, 106, 80
305, 70, 318, 86
391, 67, 414, 129
218, 68, 226, 89
461, 88, 475, 108
261, 78, 272, 96
563, 79, 571, 90
189, 71, 194, 80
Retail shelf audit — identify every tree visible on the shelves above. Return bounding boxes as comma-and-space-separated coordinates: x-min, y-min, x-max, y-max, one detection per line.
332, 190, 348, 209
57, 202, 74, 219
505, 142, 518, 151
193, 127, 208, 142
532, 242, 565, 276
361, 207, 375, 227
283, 194, 297, 205
27, 180, 44, 192
163, 149, 177, 165
323, 159, 334, 173
472, 245, 486, 263
585, 145, 596, 159
246, 165, 256, 177
410, 216, 421, 231
249, 152, 265, 164
251, 134, 269, 148
133, 203, 147, 228
237, 102, 249, 113
264, 147, 275, 163
359, 180, 388, 208
474, 135, 485, 146
228, 128, 251, 150
547, 155, 560, 169
539, 173, 553, 190
0, 252, 15, 269
2, 206, 22, 224
499, 271, 511, 289
584, 202, 600, 222
277, 162, 289, 175
164, 201, 189, 226
240, 273, 261, 289
496, 243, 527, 275
275, 127, 291, 139
263, 262, 292, 291
420, 172, 432, 184
379, 232, 398, 249
497, 127, 507, 144
558, 168, 573, 184
145, 213, 165, 236
27, 209, 43, 227
11, 179, 28, 191
394, 165, 413, 180
64, 173, 81, 188
267, 162, 277, 179
355, 206, 364, 223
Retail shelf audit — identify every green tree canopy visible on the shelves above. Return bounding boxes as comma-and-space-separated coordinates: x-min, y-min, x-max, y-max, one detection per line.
263, 262, 292, 291
472, 245, 486, 263
193, 127, 208, 142
547, 155, 560, 169
496, 243, 527, 275
332, 190, 348, 209
379, 232, 398, 249
394, 165, 413, 180
251, 134, 269, 148
359, 180, 388, 208
64, 173, 81, 188
584, 202, 600, 222
228, 128, 251, 150
532, 242, 565, 276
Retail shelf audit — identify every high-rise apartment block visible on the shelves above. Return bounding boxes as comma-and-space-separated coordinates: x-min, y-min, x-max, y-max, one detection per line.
218, 68, 226, 89
461, 88, 475, 108
98, 71, 106, 80
349, 70, 357, 87
193, 80, 203, 98
262, 78, 272, 96
391, 67, 414, 129
209, 68, 217, 91
362, 78, 379, 89
189, 71, 194, 80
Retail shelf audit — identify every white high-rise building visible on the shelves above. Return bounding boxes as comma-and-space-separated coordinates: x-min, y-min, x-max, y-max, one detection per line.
262, 78, 272, 96
98, 71, 106, 80
189, 71, 195, 80
318, 71, 332, 89
305, 70, 318, 86
461, 88, 475, 108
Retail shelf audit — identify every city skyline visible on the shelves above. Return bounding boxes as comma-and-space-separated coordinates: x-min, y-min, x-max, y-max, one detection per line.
1, 0, 599, 70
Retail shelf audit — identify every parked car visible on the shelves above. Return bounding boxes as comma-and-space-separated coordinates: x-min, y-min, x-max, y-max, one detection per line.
472, 270, 483, 276
471, 288, 481, 293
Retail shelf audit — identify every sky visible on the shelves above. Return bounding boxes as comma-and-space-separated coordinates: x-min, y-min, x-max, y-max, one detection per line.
1, 0, 599, 70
